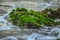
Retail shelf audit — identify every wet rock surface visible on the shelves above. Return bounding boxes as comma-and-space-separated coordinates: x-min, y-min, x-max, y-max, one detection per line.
0, 0, 60, 40
0, 29, 20, 39
0, 9, 7, 16
0, 36, 26, 40
0, 5, 13, 7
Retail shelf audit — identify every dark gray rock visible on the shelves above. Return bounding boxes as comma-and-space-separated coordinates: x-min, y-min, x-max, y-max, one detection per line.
0, 29, 20, 39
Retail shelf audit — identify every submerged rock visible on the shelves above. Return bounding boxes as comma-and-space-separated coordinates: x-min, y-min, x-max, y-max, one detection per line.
0, 9, 7, 16
51, 31, 59, 37
0, 28, 38, 39
0, 29, 20, 39
0, 5, 13, 7
0, 36, 26, 40
0, 9, 6, 14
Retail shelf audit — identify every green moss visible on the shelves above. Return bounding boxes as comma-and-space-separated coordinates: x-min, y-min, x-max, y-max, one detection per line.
42, 8, 60, 19
9, 8, 56, 29
57, 38, 60, 40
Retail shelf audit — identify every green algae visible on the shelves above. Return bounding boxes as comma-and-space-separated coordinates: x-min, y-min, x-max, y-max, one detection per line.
9, 8, 56, 29
57, 38, 60, 40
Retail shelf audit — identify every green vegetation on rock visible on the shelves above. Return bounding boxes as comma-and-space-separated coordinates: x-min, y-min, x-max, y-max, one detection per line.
41, 8, 60, 19
9, 8, 56, 29
57, 38, 60, 40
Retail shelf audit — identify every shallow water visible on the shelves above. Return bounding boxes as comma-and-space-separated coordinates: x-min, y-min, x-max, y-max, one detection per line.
0, 0, 60, 40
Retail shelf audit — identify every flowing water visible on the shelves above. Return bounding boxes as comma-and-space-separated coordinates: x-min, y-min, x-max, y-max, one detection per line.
0, 0, 60, 40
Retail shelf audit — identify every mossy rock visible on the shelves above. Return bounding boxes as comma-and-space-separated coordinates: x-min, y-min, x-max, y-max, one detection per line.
41, 8, 60, 19
9, 8, 56, 29
57, 38, 60, 40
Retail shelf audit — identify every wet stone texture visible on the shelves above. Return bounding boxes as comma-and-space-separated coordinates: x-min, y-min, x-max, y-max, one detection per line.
0, 9, 7, 16
0, 4, 14, 16
0, 29, 20, 39
0, 29, 38, 39
0, 36, 26, 40
0, 1, 60, 40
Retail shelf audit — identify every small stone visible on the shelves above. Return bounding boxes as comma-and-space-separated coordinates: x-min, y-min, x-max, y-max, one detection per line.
51, 31, 59, 37
0, 29, 20, 39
